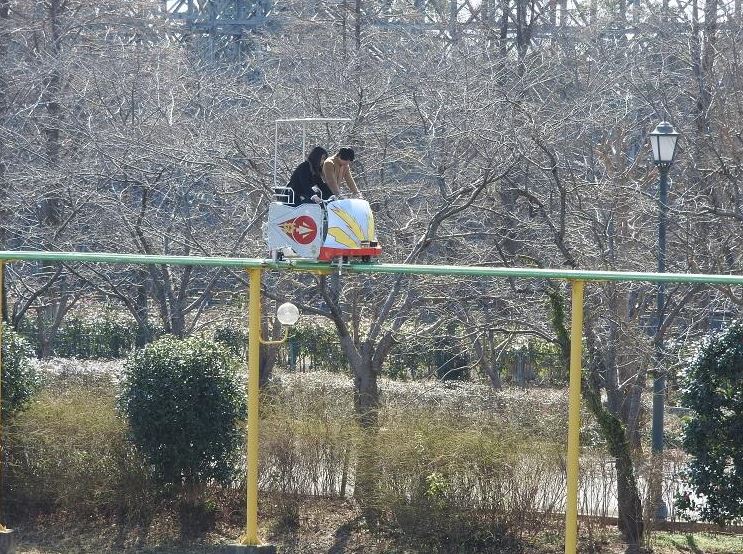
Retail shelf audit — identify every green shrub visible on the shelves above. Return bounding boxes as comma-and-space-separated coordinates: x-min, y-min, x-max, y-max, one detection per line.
280, 322, 348, 373
677, 320, 743, 525
219, 319, 348, 373
54, 311, 138, 358
1, 325, 40, 418
17, 308, 150, 359
119, 335, 244, 490
213, 325, 247, 356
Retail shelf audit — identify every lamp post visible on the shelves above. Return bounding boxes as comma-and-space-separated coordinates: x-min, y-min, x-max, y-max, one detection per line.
649, 121, 679, 521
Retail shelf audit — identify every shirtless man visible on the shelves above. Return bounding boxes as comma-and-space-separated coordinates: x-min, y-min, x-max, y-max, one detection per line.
322, 147, 362, 199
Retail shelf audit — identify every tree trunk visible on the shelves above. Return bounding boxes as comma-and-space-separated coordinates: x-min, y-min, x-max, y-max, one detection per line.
584, 381, 644, 550
332, 325, 386, 524
474, 331, 502, 389
690, 0, 717, 132
349, 352, 380, 525
150, 266, 187, 337
41, 0, 64, 228
134, 269, 151, 347
351, 352, 379, 429
35, 292, 73, 358
36, 306, 53, 358
354, 0, 361, 50
0, 1, 8, 252
259, 318, 282, 387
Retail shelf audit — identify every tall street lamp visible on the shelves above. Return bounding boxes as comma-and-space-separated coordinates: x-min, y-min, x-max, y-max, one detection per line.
649, 120, 679, 520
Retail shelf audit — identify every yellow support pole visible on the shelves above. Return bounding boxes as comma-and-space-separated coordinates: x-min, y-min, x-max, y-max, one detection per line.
0, 261, 5, 531
565, 279, 585, 554
243, 268, 262, 545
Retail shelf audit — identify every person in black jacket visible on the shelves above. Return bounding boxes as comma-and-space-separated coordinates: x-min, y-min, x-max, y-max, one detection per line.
286, 146, 332, 205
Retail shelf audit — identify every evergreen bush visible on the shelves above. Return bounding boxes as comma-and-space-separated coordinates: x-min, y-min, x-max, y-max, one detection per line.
18, 308, 152, 359
677, 320, 743, 525
54, 311, 138, 358
1, 325, 40, 418
119, 335, 244, 491
281, 322, 348, 373
213, 325, 247, 356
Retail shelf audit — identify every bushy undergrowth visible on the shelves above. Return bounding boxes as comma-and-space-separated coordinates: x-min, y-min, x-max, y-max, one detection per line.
260, 387, 358, 498
1, 325, 40, 418
285, 321, 349, 373
372, 411, 564, 552
6, 382, 156, 523
5, 362, 581, 550
18, 309, 153, 359
54, 312, 139, 358
257, 374, 571, 551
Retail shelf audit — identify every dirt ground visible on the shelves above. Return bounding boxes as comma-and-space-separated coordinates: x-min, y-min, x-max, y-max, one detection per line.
10, 496, 742, 554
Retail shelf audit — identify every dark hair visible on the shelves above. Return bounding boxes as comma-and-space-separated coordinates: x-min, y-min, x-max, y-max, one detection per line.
307, 146, 328, 175
338, 147, 355, 162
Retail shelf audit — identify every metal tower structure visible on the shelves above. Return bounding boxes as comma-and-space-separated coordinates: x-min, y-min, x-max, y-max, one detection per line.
163, 0, 272, 60
314, 0, 602, 51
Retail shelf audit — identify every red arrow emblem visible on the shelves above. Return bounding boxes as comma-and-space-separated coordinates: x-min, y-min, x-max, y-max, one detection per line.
279, 215, 318, 245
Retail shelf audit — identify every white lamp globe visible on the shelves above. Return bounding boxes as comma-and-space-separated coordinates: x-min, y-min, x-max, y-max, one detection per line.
649, 121, 679, 165
276, 302, 300, 326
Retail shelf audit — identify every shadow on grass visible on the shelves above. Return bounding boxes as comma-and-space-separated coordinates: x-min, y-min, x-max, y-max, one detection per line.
665, 533, 705, 554
327, 515, 363, 554
684, 534, 704, 554
134, 544, 231, 554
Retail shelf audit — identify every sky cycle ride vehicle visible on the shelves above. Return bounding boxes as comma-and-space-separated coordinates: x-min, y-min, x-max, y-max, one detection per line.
267, 116, 382, 263
266, 187, 382, 263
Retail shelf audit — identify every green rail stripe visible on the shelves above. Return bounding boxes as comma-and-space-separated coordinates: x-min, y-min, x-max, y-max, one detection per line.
0, 250, 741, 285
